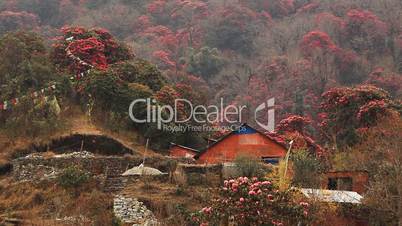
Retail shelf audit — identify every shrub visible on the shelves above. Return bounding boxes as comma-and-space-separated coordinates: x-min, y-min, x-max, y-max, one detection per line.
190, 177, 311, 225
291, 150, 323, 188
234, 155, 269, 179
57, 166, 89, 189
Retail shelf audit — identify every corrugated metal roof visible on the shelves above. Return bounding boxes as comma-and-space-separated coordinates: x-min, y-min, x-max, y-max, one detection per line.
300, 188, 363, 204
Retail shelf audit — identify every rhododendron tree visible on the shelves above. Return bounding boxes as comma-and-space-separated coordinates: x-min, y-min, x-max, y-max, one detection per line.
314, 13, 345, 42
273, 115, 326, 157
52, 26, 133, 73
276, 115, 311, 134
344, 9, 388, 54
320, 85, 398, 148
300, 31, 338, 57
146, 0, 208, 28
190, 177, 310, 225
154, 85, 187, 120
138, 24, 198, 70
366, 67, 402, 98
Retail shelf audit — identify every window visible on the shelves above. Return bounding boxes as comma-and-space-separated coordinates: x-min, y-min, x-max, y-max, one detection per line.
262, 157, 280, 165
327, 177, 353, 191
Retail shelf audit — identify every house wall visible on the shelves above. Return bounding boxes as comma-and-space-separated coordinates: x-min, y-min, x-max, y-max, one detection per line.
169, 146, 196, 158
197, 133, 286, 164
322, 171, 369, 194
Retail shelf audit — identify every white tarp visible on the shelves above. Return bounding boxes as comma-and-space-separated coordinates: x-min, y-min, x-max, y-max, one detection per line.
300, 188, 363, 204
122, 164, 165, 176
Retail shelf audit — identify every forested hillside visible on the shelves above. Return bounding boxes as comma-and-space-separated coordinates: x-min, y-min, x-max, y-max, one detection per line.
1, 0, 401, 148
0, 0, 401, 225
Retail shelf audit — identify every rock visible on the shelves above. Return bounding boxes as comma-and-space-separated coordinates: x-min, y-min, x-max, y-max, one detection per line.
113, 195, 159, 226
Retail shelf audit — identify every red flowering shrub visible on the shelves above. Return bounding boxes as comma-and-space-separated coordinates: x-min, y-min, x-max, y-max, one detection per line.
344, 9, 388, 53
300, 30, 365, 85
277, 115, 311, 133
67, 37, 107, 70
52, 26, 133, 73
146, 0, 208, 28
139, 24, 199, 69
366, 67, 402, 98
320, 85, 397, 147
297, 3, 320, 14
275, 115, 326, 157
190, 177, 310, 226
0, 11, 39, 35
152, 50, 176, 68
314, 13, 345, 41
300, 31, 338, 57
357, 100, 389, 125
154, 85, 186, 120
147, 0, 167, 15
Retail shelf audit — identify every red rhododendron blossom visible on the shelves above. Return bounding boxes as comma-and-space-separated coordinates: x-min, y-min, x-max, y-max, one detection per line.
147, 0, 167, 14
67, 37, 107, 70
300, 31, 338, 57
297, 3, 320, 14
152, 50, 176, 68
192, 177, 309, 225
53, 26, 132, 73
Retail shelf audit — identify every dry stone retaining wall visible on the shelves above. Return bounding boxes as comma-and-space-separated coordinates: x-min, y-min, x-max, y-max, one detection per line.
113, 195, 159, 226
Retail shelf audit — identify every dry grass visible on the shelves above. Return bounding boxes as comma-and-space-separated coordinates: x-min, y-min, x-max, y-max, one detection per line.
0, 103, 161, 163
121, 177, 219, 225
0, 178, 113, 226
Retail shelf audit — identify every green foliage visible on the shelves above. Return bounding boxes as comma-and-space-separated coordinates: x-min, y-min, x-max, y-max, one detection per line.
2, 96, 62, 138
234, 155, 269, 179
0, 31, 50, 87
291, 150, 323, 188
85, 64, 155, 117
205, 6, 261, 55
187, 47, 225, 80
57, 166, 90, 189
111, 60, 165, 91
111, 215, 123, 226
85, 0, 109, 9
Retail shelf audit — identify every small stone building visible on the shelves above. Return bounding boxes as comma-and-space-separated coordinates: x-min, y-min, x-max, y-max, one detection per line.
322, 170, 369, 194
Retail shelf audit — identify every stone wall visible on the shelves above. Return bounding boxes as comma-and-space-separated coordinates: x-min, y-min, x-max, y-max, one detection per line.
114, 195, 159, 225
11, 152, 187, 192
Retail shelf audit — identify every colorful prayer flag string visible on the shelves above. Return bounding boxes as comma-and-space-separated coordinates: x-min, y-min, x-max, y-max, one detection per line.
1, 36, 95, 111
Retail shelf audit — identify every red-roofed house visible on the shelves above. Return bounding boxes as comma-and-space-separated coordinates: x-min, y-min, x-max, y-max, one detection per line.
195, 124, 288, 164
169, 143, 199, 159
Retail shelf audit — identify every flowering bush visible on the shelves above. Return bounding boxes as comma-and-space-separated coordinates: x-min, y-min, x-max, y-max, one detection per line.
273, 115, 326, 157
190, 177, 310, 226
320, 85, 398, 147
300, 31, 338, 57
344, 9, 388, 53
366, 67, 402, 98
277, 115, 311, 133
52, 26, 133, 73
